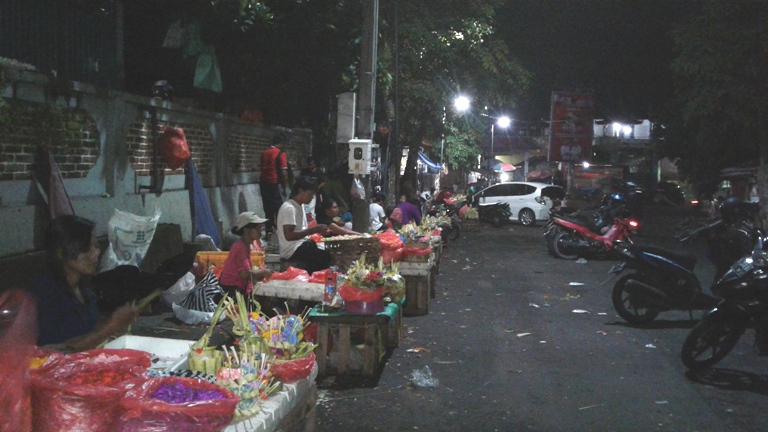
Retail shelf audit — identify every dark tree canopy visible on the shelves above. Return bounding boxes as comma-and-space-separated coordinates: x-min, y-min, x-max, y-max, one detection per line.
658, 0, 767, 194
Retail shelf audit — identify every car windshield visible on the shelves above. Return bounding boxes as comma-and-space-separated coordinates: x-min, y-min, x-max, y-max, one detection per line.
541, 186, 565, 200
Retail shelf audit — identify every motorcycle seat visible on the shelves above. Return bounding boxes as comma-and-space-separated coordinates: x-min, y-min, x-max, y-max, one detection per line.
629, 244, 697, 271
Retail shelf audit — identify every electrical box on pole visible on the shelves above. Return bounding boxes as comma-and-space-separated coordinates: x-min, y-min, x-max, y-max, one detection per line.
348, 139, 379, 175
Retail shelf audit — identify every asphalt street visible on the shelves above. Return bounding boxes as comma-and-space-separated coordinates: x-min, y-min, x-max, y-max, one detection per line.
315, 203, 768, 432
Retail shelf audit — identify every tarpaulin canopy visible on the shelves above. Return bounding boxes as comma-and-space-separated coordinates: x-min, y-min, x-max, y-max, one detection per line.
418, 151, 442, 174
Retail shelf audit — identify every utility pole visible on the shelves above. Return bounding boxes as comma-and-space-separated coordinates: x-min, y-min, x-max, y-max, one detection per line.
352, 0, 378, 233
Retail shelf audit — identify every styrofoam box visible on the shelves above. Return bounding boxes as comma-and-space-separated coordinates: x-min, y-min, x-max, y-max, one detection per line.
104, 335, 195, 372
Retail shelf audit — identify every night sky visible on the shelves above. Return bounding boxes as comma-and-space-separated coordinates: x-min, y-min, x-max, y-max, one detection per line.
497, 0, 695, 123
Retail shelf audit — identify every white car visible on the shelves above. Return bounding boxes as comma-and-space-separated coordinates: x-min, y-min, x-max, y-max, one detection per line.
475, 181, 565, 226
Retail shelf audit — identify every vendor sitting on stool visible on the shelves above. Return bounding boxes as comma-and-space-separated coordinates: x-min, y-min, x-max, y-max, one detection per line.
316, 198, 360, 236
277, 176, 332, 274
219, 212, 274, 298
26, 215, 139, 352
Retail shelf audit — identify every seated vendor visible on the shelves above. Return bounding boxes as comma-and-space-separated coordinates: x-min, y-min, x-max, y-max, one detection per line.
434, 186, 455, 205
316, 198, 361, 236
219, 212, 274, 297
277, 176, 332, 274
26, 215, 138, 352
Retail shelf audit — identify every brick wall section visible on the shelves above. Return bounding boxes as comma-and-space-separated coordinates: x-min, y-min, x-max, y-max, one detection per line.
0, 100, 100, 180
228, 133, 268, 173
126, 118, 214, 176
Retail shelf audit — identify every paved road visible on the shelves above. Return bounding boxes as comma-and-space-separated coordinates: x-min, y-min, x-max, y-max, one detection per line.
316, 204, 768, 432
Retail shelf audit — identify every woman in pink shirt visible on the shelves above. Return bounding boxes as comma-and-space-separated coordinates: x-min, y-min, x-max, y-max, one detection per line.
219, 212, 274, 296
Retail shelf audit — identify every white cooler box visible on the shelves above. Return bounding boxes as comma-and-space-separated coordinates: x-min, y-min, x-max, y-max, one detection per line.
104, 335, 195, 372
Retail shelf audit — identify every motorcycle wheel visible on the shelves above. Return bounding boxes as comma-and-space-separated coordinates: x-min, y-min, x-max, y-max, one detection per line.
447, 221, 460, 241
519, 208, 537, 226
611, 275, 660, 324
552, 231, 579, 260
681, 318, 743, 370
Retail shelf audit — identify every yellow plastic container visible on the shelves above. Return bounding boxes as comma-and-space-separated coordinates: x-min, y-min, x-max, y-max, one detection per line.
195, 251, 265, 269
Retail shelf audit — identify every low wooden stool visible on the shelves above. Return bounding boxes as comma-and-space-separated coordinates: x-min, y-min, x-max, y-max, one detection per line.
402, 272, 432, 316
309, 302, 401, 378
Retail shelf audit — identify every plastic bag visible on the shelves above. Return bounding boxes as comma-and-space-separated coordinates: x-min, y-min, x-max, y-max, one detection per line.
100, 207, 161, 272
116, 376, 238, 432
338, 285, 385, 302
158, 127, 190, 170
31, 361, 149, 432
268, 266, 310, 282
162, 272, 196, 306
402, 245, 432, 257
173, 271, 225, 325
380, 248, 402, 264
0, 290, 36, 432
351, 177, 366, 200
271, 351, 316, 383
411, 365, 439, 388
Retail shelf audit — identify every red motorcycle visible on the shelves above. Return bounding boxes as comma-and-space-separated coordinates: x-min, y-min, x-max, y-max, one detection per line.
548, 215, 639, 260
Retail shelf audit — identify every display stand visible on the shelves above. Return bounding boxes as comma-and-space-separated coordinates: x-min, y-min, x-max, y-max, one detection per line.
255, 280, 324, 302
308, 302, 401, 377
398, 257, 435, 316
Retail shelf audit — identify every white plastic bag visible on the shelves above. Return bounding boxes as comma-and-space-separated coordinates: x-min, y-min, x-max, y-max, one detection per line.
100, 207, 161, 272
172, 303, 224, 325
162, 272, 196, 306
351, 178, 366, 200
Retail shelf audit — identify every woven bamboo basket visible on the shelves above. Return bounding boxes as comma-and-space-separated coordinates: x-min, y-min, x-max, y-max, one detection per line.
325, 237, 381, 272
462, 218, 482, 232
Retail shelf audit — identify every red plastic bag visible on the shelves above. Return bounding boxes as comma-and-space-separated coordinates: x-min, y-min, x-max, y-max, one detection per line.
380, 247, 402, 264
268, 266, 310, 282
31, 361, 149, 432
308, 232, 324, 243
402, 245, 432, 257
0, 290, 36, 432
271, 351, 316, 383
374, 229, 404, 251
338, 285, 386, 302
158, 127, 190, 170
116, 376, 239, 432
308, 268, 335, 284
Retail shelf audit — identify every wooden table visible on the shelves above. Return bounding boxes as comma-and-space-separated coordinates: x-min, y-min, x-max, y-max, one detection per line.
398, 257, 436, 316
308, 302, 401, 378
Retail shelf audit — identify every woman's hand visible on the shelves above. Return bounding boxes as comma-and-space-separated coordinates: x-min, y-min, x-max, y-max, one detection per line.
106, 304, 139, 335
251, 268, 274, 281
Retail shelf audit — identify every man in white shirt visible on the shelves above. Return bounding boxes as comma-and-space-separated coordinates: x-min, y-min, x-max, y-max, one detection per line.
277, 177, 331, 274
369, 193, 387, 232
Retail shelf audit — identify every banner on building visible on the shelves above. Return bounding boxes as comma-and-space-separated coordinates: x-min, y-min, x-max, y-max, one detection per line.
548, 91, 594, 163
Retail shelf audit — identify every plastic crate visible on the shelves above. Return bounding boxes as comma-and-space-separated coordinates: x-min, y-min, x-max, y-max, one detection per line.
195, 251, 265, 269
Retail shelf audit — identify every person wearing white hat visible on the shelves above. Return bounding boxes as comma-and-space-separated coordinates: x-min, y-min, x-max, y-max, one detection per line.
219, 212, 274, 296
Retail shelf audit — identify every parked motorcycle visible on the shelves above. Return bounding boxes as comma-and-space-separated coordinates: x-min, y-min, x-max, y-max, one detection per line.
547, 214, 639, 260
681, 233, 768, 370
427, 201, 463, 242
608, 241, 719, 324
609, 199, 759, 324
607, 198, 761, 324
477, 201, 513, 227
543, 193, 629, 251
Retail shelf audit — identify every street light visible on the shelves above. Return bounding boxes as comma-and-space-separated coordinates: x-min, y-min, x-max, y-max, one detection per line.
491, 115, 511, 162
440, 95, 470, 174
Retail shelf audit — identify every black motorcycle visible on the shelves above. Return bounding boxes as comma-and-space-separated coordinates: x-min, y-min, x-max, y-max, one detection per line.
477, 201, 513, 227
681, 233, 768, 370
427, 201, 463, 242
607, 199, 761, 324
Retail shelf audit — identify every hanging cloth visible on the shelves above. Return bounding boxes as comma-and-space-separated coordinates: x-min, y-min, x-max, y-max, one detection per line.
182, 23, 222, 93
417, 151, 442, 174
33, 146, 75, 220
185, 158, 221, 248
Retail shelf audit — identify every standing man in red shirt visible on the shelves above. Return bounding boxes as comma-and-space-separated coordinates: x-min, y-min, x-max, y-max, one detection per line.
260, 132, 289, 233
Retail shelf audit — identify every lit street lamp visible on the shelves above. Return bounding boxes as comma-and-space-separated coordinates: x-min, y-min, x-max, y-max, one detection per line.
491, 115, 511, 161
440, 95, 470, 174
